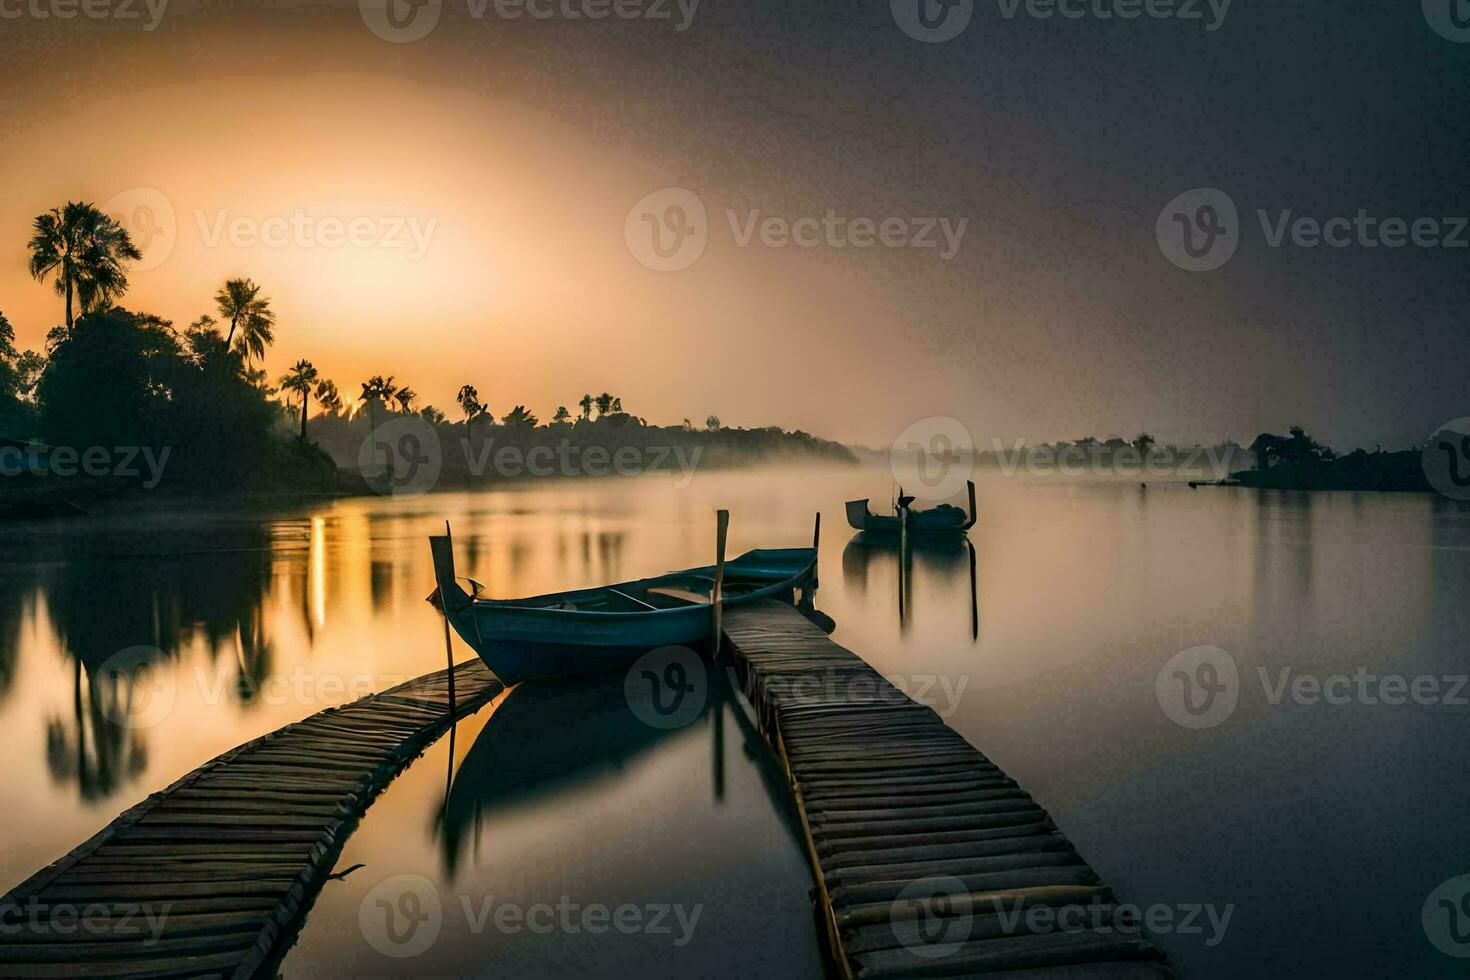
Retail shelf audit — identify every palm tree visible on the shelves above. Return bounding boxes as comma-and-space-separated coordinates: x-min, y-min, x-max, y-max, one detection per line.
314, 379, 343, 416
27, 202, 142, 332
420, 405, 447, 425
595, 392, 614, 419
457, 384, 483, 436
501, 405, 538, 430
214, 278, 276, 366
706, 415, 721, 430
611, 397, 623, 415
394, 387, 416, 414
578, 393, 593, 420
359, 375, 397, 430
552, 405, 571, 425
279, 359, 319, 439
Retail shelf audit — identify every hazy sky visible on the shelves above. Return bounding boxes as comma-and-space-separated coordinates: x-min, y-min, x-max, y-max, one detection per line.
1, 0, 1466, 448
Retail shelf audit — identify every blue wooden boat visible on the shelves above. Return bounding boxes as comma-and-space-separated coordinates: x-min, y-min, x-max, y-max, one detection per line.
845, 480, 976, 534
429, 531, 816, 685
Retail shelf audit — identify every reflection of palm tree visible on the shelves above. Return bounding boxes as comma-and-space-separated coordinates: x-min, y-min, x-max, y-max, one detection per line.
27, 201, 142, 332
279, 359, 319, 439
45, 659, 151, 801
214, 278, 276, 366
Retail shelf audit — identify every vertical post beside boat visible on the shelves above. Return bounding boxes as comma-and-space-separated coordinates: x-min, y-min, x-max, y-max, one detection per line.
712, 509, 729, 655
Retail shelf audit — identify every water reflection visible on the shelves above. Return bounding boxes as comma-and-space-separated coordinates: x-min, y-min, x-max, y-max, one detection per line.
841, 531, 978, 638
437, 664, 803, 881
13, 523, 288, 801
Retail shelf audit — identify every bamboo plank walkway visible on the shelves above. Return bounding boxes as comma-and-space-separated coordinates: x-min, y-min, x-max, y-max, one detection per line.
0, 660, 500, 979
724, 601, 1174, 979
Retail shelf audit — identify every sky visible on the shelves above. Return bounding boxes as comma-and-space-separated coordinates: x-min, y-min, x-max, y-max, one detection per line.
1, 0, 1467, 449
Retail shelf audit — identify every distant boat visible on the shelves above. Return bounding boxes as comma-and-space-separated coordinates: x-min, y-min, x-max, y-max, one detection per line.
845, 480, 976, 534
429, 534, 816, 685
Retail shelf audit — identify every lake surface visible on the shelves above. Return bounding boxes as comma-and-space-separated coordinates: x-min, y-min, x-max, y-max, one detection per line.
1, 466, 1467, 977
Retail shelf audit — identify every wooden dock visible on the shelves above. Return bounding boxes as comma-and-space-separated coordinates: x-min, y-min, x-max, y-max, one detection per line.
0, 660, 500, 979
724, 601, 1174, 979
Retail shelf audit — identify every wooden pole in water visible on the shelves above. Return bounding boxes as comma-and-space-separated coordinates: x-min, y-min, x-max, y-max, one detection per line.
439, 520, 457, 712
712, 510, 729, 657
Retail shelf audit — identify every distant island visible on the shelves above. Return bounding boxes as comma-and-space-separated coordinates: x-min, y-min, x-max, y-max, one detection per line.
0, 200, 853, 518
1228, 426, 1432, 493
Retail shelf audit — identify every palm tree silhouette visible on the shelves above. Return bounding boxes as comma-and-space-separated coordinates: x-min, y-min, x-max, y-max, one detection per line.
27, 202, 142, 333
314, 379, 343, 417
359, 375, 397, 474
501, 405, 538, 429
578, 393, 593, 420
457, 384, 484, 436
394, 387, 417, 414
214, 278, 276, 366
279, 359, 319, 439
595, 392, 614, 419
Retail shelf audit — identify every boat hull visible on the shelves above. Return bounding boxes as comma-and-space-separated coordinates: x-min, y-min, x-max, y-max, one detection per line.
436, 547, 814, 685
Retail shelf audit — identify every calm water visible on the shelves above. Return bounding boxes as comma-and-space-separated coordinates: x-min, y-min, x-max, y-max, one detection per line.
2, 467, 1467, 977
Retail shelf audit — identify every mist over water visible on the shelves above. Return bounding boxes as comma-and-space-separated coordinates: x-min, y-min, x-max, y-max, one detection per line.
1, 465, 1467, 975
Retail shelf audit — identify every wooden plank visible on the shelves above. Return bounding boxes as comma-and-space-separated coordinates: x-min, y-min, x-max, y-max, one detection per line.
0, 660, 502, 980
723, 601, 1174, 979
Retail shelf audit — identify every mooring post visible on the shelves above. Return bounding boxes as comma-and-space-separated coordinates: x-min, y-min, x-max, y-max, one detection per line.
440, 519, 457, 712
712, 509, 729, 657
